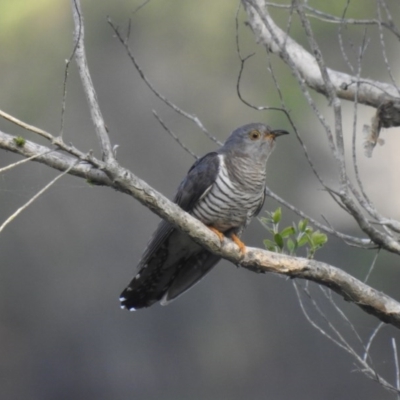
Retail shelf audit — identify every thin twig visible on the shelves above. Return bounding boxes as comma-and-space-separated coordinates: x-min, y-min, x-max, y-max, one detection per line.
0, 109, 53, 141
293, 281, 348, 351
302, 283, 362, 358
235, 4, 286, 114
303, 5, 400, 40
392, 338, 400, 399
337, 0, 355, 73
107, 18, 222, 146
132, 0, 151, 15
294, 281, 397, 393
364, 248, 381, 283
0, 109, 93, 162
379, 0, 400, 40
0, 150, 54, 174
60, 8, 81, 138
375, 218, 400, 234
321, 287, 364, 351
0, 161, 78, 234
376, 1, 400, 96
294, 0, 347, 191
363, 322, 384, 362
351, 28, 376, 213
320, 286, 380, 373
152, 110, 199, 160
264, 187, 370, 246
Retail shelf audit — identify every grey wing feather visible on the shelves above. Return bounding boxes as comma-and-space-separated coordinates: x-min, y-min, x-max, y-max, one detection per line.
174, 152, 220, 211
253, 190, 266, 217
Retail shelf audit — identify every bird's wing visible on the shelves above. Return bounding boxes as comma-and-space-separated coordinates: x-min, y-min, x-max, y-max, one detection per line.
161, 250, 220, 305
174, 152, 220, 211
120, 152, 221, 310
136, 151, 220, 263
253, 190, 266, 217
135, 152, 220, 262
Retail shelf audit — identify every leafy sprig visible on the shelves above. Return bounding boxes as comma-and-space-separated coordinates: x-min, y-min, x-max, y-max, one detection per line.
261, 208, 328, 259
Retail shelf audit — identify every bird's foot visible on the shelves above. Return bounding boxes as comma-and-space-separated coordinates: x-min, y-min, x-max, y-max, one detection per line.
208, 226, 225, 243
230, 233, 247, 255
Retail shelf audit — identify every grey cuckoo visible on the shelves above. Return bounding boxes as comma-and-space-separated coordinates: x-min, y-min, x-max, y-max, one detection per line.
120, 123, 288, 310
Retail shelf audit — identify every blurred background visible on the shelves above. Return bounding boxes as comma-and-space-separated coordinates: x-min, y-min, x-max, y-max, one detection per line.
1, 1, 400, 399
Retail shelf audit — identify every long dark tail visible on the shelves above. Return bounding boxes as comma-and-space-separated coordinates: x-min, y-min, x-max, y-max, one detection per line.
120, 227, 220, 310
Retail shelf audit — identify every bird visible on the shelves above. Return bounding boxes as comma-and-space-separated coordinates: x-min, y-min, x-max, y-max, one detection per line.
120, 123, 288, 310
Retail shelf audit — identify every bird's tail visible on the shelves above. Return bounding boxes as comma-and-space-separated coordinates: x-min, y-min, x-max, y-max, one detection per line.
120, 251, 220, 310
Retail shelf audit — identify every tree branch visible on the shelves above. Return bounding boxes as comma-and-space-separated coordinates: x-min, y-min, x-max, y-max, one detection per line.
1, 127, 400, 330
241, 0, 400, 258
70, 0, 115, 163
242, 0, 400, 110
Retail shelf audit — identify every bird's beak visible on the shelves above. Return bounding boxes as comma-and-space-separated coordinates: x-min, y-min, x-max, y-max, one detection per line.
271, 129, 289, 138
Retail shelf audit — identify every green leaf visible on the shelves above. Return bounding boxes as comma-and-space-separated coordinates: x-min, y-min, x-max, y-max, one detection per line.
305, 226, 313, 235
263, 239, 276, 249
274, 233, 284, 249
311, 232, 328, 247
298, 219, 308, 232
287, 238, 295, 254
297, 233, 309, 247
272, 207, 282, 224
280, 226, 295, 238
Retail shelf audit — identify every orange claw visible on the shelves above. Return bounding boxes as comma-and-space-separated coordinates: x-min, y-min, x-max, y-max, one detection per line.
230, 233, 247, 254
208, 226, 225, 243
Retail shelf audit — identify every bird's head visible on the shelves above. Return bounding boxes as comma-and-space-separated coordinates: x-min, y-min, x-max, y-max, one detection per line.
221, 123, 289, 162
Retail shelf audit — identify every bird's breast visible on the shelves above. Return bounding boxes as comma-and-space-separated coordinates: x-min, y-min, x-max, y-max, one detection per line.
191, 154, 265, 231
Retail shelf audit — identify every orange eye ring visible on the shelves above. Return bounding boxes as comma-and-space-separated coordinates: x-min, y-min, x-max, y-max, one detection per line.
249, 130, 261, 140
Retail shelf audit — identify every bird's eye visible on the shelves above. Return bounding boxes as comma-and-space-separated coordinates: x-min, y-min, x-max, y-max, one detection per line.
249, 130, 261, 140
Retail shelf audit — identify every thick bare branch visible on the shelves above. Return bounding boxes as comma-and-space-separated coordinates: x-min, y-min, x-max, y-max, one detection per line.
1, 127, 400, 330
70, 0, 115, 163
242, 0, 400, 109
0, 130, 111, 185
